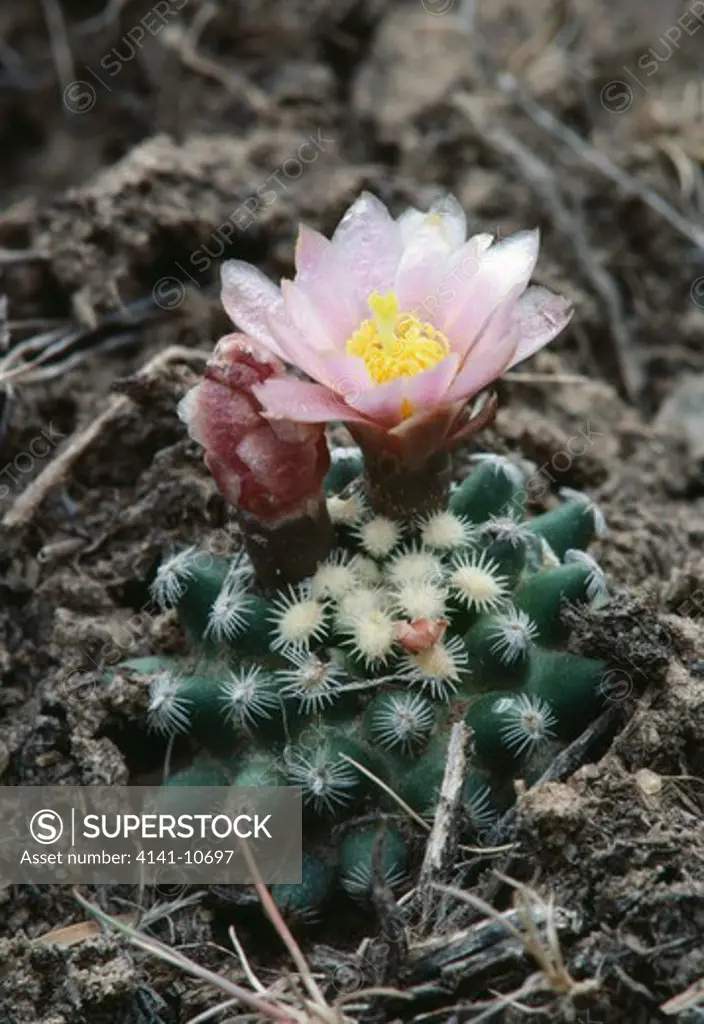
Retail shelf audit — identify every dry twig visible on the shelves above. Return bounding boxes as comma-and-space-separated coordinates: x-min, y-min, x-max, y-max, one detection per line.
433, 874, 598, 1016
40, 0, 75, 95
72, 889, 302, 1023
419, 722, 470, 910
157, 2, 270, 116
661, 977, 704, 1016
497, 71, 704, 254
452, 90, 643, 400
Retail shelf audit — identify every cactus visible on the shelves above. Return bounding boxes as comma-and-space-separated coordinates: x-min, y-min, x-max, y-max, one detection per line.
122, 444, 613, 914
339, 823, 409, 898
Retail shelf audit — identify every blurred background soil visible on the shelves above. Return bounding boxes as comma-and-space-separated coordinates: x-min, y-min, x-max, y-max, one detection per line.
0, 1, 703, 1021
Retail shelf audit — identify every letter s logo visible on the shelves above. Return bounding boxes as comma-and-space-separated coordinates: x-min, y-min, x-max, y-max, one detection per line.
29, 809, 64, 845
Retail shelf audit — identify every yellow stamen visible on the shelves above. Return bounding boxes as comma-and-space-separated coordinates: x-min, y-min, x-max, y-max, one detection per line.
346, 290, 451, 388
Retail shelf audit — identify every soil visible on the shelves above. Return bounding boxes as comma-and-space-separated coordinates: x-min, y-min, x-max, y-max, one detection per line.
0, 1, 703, 1022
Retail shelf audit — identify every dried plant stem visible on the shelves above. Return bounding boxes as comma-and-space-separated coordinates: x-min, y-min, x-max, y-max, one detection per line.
453, 90, 643, 400
497, 71, 704, 253
339, 754, 432, 833
433, 875, 599, 1003
238, 839, 333, 1017
72, 889, 300, 1022
420, 722, 469, 892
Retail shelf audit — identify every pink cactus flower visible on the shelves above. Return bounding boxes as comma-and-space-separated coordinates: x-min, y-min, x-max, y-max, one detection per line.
395, 617, 449, 653
219, 192, 572, 467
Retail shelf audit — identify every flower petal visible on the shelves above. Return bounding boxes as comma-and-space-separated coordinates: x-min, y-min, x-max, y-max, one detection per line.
281, 280, 334, 352
397, 195, 467, 253
332, 192, 402, 309
508, 286, 573, 368
424, 194, 467, 251
293, 224, 363, 346
397, 206, 425, 244
294, 223, 330, 276
221, 260, 287, 359
443, 298, 520, 404
432, 232, 493, 342
394, 223, 454, 312
253, 377, 372, 424
315, 349, 378, 399
350, 353, 460, 424
441, 229, 540, 349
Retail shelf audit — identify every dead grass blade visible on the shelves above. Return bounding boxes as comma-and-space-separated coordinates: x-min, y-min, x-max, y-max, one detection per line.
432, 874, 599, 1004
72, 888, 306, 1023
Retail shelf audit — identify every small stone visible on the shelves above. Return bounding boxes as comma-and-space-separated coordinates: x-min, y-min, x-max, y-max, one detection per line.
654, 374, 704, 463
352, 8, 474, 137
634, 768, 662, 808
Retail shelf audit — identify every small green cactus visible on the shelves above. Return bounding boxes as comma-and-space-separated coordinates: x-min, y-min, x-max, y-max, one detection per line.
271, 850, 337, 922
121, 449, 614, 914
339, 823, 408, 898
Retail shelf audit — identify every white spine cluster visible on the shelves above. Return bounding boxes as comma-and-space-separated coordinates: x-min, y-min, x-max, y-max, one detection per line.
205, 573, 252, 641
310, 550, 359, 601
487, 605, 538, 663
392, 580, 447, 621
417, 510, 471, 552
341, 861, 408, 900
285, 747, 358, 814
560, 487, 607, 537
150, 547, 201, 608
340, 606, 398, 667
220, 666, 279, 728
147, 673, 192, 736
277, 650, 345, 713
327, 492, 366, 527
564, 548, 607, 601
385, 546, 444, 588
469, 453, 526, 489
481, 514, 532, 547
356, 515, 403, 559
400, 635, 468, 698
496, 693, 556, 756
368, 692, 435, 752
269, 585, 328, 654
448, 549, 509, 613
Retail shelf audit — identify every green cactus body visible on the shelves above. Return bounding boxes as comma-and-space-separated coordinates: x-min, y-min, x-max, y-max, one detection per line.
363, 690, 436, 754
232, 597, 278, 656
169, 555, 233, 646
526, 649, 607, 740
116, 655, 184, 678
393, 730, 450, 818
514, 562, 594, 646
528, 501, 601, 559
174, 672, 239, 753
153, 759, 231, 820
339, 823, 408, 899
271, 851, 337, 921
479, 535, 527, 587
463, 611, 534, 691
283, 725, 388, 820
462, 767, 512, 838
229, 752, 286, 788
449, 458, 525, 524
465, 691, 557, 775
162, 758, 232, 788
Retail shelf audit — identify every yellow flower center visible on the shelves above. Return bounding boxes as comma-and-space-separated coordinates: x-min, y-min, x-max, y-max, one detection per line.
346, 291, 450, 387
